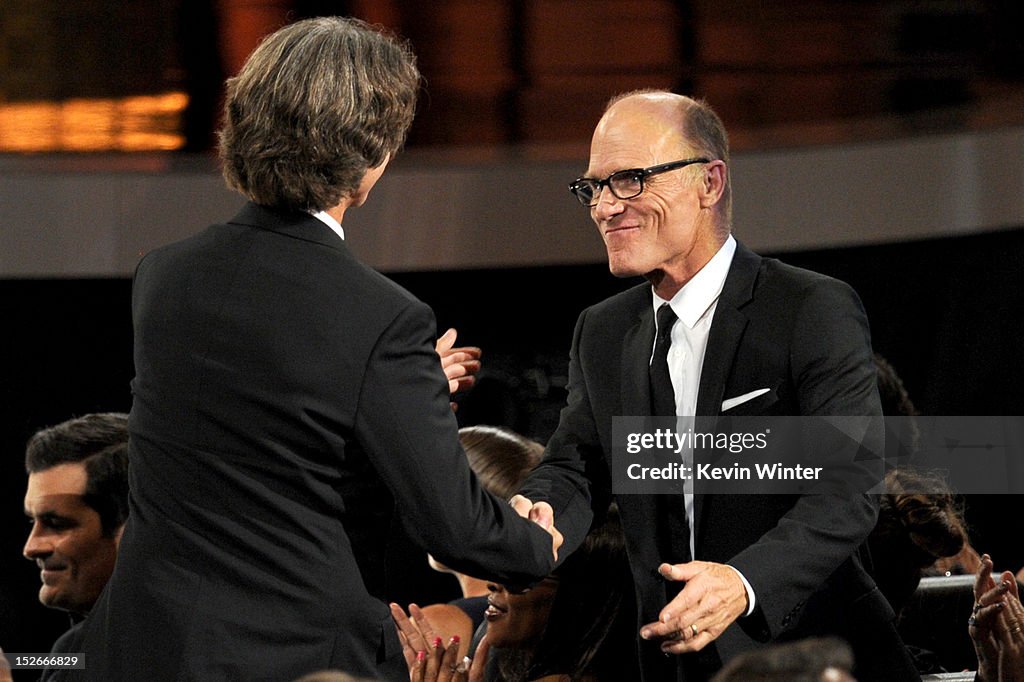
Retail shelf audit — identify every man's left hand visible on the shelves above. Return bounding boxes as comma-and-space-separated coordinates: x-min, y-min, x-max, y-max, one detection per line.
640, 561, 749, 654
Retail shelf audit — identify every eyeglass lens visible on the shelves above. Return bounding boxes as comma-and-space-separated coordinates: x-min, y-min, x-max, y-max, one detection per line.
573, 171, 642, 206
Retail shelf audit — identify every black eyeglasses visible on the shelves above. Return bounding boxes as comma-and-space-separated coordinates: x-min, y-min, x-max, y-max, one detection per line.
568, 157, 711, 207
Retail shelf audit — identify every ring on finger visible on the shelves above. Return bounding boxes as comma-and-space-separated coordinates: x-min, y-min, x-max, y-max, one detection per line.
690, 623, 699, 638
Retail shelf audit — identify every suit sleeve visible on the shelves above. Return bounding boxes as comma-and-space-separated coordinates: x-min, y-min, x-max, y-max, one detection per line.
729, 277, 884, 639
352, 298, 555, 585
518, 306, 612, 560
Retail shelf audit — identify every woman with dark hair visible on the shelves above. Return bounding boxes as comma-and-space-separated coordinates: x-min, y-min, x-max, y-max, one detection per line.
396, 505, 639, 681
867, 468, 970, 616
866, 468, 974, 675
423, 426, 546, 657
68, 17, 558, 682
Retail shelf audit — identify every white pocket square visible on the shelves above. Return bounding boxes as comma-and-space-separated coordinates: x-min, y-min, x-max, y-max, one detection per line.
721, 388, 772, 412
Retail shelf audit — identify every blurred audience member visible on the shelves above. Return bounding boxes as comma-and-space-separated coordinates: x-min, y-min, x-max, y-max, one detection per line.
0, 646, 12, 682
867, 468, 973, 674
874, 353, 921, 468
22, 413, 129, 652
872, 354, 982, 579
395, 505, 638, 681
423, 426, 544, 657
970, 553, 1024, 682
874, 354, 918, 421
711, 637, 856, 682
867, 468, 969, 616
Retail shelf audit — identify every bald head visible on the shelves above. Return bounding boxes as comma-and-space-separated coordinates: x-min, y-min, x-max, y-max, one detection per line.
597, 91, 732, 230
581, 90, 732, 298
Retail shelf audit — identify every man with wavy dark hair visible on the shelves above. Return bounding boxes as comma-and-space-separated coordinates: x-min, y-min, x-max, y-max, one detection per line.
69, 17, 559, 682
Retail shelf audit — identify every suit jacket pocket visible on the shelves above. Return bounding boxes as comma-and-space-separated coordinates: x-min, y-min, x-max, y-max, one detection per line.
721, 387, 778, 415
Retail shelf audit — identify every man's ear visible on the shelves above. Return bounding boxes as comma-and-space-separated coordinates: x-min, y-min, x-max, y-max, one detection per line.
699, 160, 727, 209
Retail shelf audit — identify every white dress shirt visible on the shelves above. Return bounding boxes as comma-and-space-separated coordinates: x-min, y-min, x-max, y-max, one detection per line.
312, 210, 345, 241
650, 235, 756, 614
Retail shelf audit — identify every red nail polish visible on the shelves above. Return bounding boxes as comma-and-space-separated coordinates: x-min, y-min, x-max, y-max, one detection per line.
416, 650, 426, 662
450, 635, 461, 645
433, 636, 443, 648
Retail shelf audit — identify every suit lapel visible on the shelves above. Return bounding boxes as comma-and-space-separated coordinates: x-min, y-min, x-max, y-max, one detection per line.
695, 241, 761, 416
694, 241, 761, 543
621, 302, 655, 417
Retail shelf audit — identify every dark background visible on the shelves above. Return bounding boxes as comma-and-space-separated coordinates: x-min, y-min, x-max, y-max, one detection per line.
2, 225, 1022, 660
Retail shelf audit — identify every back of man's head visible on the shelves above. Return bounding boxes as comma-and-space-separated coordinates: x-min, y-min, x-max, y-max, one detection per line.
25, 412, 129, 536
218, 16, 421, 212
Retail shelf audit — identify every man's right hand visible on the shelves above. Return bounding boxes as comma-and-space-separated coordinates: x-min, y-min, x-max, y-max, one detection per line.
509, 495, 561, 561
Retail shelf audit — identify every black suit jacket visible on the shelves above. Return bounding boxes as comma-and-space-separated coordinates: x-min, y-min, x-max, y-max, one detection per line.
71, 203, 555, 681
519, 241, 919, 681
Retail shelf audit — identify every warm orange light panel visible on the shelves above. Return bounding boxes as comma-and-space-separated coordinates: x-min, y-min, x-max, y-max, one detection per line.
0, 92, 188, 152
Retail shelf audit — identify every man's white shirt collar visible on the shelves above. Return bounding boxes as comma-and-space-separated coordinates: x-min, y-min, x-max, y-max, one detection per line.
312, 210, 345, 241
653, 234, 737, 325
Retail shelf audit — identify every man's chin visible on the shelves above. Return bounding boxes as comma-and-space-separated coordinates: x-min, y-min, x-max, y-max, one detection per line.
39, 587, 69, 611
606, 262, 643, 279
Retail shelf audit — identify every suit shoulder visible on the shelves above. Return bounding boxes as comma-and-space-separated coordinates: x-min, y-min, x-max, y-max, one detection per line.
757, 257, 861, 302
138, 217, 422, 316
583, 280, 650, 320
340, 253, 420, 309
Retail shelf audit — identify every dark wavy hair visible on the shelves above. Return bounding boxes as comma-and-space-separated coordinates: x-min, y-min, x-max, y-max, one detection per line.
218, 16, 420, 211
868, 468, 967, 614
25, 412, 130, 537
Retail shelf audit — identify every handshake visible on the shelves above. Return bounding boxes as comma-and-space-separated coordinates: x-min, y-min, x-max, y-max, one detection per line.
509, 495, 563, 561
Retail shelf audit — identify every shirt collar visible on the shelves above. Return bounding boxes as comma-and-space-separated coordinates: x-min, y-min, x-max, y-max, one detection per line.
653, 234, 737, 328
312, 210, 345, 241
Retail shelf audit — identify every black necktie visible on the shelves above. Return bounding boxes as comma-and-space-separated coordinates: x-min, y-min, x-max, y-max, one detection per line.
646, 305, 716, 680
650, 303, 678, 416
650, 304, 693, 565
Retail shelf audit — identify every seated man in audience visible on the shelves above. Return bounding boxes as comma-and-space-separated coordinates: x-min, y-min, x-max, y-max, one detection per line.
22, 413, 129, 653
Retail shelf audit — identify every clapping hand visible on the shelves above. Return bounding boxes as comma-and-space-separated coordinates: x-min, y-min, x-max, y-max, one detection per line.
391, 603, 483, 682
970, 554, 1024, 682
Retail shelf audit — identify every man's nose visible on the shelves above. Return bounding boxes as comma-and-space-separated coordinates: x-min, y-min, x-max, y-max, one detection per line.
593, 185, 625, 219
23, 525, 52, 560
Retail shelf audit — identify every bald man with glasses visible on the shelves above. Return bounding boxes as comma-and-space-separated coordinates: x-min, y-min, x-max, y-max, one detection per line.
513, 91, 919, 681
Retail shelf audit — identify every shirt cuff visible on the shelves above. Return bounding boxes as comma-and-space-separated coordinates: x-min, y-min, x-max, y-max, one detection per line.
726, 565, 757, 617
